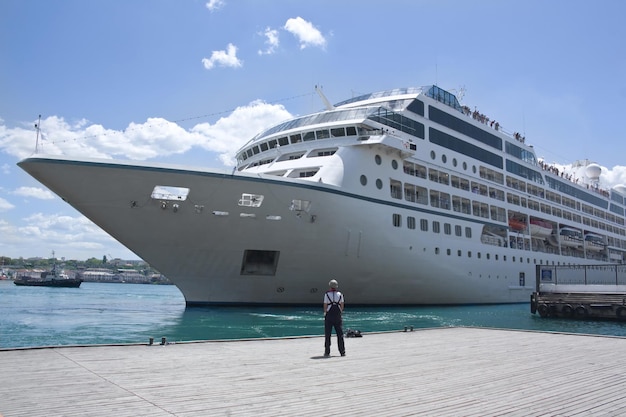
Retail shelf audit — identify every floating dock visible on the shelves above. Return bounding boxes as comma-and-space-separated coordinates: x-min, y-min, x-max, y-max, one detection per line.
531, 264, 626, 320
3, 327, 626, 416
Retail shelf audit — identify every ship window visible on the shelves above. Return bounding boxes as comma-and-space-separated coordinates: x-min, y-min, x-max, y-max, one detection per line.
316, 129, 330, 139
375, 155, 382, 165
455, 225, 462, 236
240, 250, 280, 276
442, 154, 447, 164
278, 136, 289, 146
467, 251, 472, 258
458, 250, 462, 257
393, 213, 402, 227
435, 247, 440, 254
391, 160, 398, 170
268, 139, 278, 149
247, 149, 253, 158
290, 199, 311, 212
407, 216, 416, 229
433, 221, 440, 233
430, 151, 436, 160
453, 158, 457, 167
447, 249, 451, 255
151, 186, 190, 201
465, 227, 472, 238
420, 219, 428, 231
303, 131, 316, 141
444, 223, 451, 235
239, 193, 264, 207
390, 180, 402, 199
310, 148, 337, 157
346, 126, 357, 136
260, 142, 269, 151
331, 127, 346, 137
376, 179, 383, 189
360, 175, 367, 186
290, 134, 302, 144
404, 161, 427, 178
253, 146, 260, 155
295, 170, 318, 178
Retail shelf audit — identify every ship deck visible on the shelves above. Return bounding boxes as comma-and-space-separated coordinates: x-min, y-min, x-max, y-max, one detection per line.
2, 327, 626, 416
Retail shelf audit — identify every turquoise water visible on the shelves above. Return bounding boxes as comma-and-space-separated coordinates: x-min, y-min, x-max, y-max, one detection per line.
1, 280, 626, 349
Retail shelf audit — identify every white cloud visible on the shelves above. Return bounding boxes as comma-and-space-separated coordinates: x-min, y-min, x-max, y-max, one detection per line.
0, 101, 292, 166
201, 43, 242, 70
0, 197, 14, 211
284, 17, 326, 49
13, 186, 55, 200
258, 27, 280, 55
1, 163, 9, 174
205, 0, 224, 12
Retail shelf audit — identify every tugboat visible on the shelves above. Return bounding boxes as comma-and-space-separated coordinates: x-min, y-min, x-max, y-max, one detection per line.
14, 258, 82, 288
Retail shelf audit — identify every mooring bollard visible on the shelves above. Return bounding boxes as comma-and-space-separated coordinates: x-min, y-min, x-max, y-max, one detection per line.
161, 337, 167, 345
148, 337, 154, 345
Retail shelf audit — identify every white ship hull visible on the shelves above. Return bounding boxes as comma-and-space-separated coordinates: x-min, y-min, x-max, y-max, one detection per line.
19, 155, 535, 305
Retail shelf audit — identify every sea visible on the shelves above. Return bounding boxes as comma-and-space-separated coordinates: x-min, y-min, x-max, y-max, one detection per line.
2, 280, 626, 349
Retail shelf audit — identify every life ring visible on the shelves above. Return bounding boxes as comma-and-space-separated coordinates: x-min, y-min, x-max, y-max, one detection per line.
530, 294, 537, 314
616, 307, 626, 319
561, 304, 573, 317
537, 303, 550, 318
574, 305, 588, 318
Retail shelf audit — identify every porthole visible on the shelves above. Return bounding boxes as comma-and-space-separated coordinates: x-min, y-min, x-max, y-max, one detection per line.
452, 158, 457, 167
430, 150, 436, 160
360, 175, 367, 186
472, 165, 477, 174
375, 155, 382, 165
463, 162, 467, 170
442, 154, 447, 164
391, 160, 398, 170
376, 179, 383, 189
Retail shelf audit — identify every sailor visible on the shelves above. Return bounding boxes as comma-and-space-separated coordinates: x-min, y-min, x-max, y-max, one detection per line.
323, 279, 345, 357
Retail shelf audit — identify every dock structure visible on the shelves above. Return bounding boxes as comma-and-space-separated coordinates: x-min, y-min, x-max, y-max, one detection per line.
531, 264, 626, 320
3, 327, 626, 416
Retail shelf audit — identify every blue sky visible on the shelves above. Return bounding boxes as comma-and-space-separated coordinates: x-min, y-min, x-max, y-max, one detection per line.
1, 0, 625, 261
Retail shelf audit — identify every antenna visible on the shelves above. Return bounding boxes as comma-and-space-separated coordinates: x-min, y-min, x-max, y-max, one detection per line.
34, 114, 41, 153
315, 85, 335, 111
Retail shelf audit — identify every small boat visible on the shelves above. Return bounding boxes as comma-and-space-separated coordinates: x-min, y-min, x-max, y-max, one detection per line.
529, 219, 552, 238
508, 218, 526, 232
14, 263, 82, 288
584, 232, 605, 252
557, 227, 583, 248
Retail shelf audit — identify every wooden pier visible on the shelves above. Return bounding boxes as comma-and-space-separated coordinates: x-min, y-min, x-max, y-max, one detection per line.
531, 264, 626, 320
3, 327, 626, 416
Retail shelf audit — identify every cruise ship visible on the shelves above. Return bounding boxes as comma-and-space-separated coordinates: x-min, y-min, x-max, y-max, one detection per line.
18, 85, 626, 305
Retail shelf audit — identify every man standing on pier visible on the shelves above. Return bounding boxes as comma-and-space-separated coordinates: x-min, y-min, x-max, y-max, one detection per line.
323, 279, 345, 357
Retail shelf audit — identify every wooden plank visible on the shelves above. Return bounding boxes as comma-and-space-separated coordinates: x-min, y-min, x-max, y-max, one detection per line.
3, 328, 626, 416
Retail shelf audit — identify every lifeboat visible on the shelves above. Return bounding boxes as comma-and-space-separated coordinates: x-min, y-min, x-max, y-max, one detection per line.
584, 232, 605, 252
558, 227, 583, 248
529, 219, 552, 238
508, 218, 526, 232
